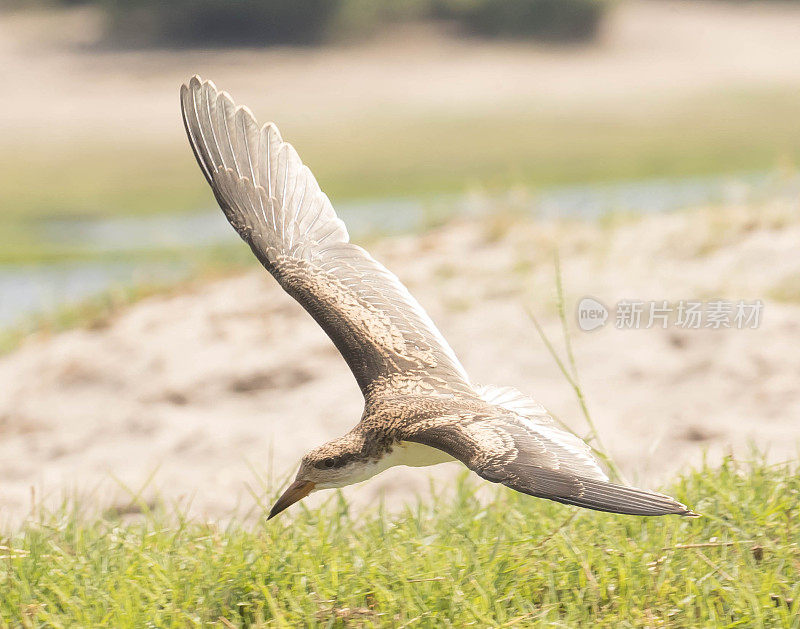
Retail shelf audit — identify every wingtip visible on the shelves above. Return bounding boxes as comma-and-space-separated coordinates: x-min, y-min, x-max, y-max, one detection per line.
181, 77, 277, 143
186, 74, 202, 90
648, 489, 699, 518
182, 74, 220, 95
181, 75, 200, 98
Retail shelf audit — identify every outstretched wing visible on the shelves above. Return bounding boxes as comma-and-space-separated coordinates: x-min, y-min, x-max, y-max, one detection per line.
180, 76, 471, 397
405, 386, 696, 516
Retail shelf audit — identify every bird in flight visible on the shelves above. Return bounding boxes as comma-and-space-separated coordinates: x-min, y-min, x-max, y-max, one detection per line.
180, 76, 697, 520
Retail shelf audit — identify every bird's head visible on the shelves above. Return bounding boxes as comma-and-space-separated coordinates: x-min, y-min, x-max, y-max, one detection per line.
268, 435, 369, 519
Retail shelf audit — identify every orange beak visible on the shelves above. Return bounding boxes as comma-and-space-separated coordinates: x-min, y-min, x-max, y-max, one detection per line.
268, 479, 315, 519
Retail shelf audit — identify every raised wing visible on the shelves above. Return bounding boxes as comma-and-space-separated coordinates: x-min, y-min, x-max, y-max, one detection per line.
180, 76, 471, 397
405, 386, 696, 516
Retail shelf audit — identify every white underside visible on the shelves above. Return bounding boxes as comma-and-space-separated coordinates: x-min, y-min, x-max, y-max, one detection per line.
317, 441, 456, 489
386, 441, 456, 467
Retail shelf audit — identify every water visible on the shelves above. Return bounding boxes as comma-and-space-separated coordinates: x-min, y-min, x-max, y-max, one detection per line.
3, 172, 798, 329
0, 262, 190, 327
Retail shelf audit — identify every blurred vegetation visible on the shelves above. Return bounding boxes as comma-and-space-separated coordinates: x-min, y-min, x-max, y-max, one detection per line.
3, 87, 800, 265
99, 0, 341, 47
439, 0, 607, 41
42, 0, 610, 46
4, 88, 800, 219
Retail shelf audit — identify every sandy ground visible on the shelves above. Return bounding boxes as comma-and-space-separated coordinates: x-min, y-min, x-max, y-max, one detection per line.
5, 1, 800, 146
1, 199, 799, 526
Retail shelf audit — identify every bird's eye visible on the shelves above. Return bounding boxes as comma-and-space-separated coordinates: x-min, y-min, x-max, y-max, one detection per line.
323, 457, 337, 468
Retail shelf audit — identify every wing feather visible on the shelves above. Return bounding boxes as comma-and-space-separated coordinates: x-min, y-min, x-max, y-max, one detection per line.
405, 404, 696, 516
475, 384, 608, 482
181, 76, 471, 396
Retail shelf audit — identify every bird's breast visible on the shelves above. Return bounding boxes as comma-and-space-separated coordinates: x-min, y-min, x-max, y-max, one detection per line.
381, 441, 456, 468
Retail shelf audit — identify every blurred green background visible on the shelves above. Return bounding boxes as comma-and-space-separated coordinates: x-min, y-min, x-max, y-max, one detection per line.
34, 0, 609, 46
1, 0, 799, 333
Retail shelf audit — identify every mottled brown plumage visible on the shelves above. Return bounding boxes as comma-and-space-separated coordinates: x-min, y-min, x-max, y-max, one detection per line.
180, 76, 697, 520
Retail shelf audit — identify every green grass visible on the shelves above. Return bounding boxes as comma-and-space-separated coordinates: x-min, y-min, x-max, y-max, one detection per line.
1, 458, 798, 626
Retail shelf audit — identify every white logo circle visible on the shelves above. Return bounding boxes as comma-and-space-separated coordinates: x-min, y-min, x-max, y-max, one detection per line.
577, 297, 608, 331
